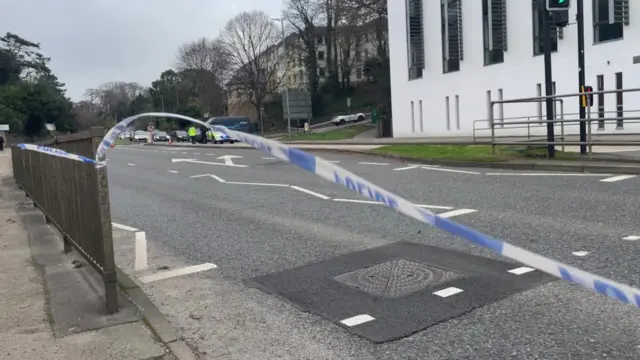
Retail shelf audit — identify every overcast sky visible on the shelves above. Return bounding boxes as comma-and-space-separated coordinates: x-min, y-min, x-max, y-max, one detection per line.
0, 0, 284, 101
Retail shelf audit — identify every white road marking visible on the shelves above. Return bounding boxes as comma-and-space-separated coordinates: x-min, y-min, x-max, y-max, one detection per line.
206, 153, 216, 156
340, 314, 375, 327
138, 263, 218, 284
572, 251, 589, 257
416, 204, 453, 210
289, 185, 331, 199
127, 163, 135, 166
422, 166, 481, 175
358, 162, 389, 166
623, 235, 640, 241
217, 155, 243, 166
134, 231, 148, 271
190, 174, 226, 183
112, 222, 139, 232
485, 172, 609, 177
263, 157, 277, 160
433, 287, 464, 298
394, 165, 420, 171
172, 158, 248, 168
226, 181, 289, 187
508, 267, 535, 275
193, 152, 201, 155
595, 148, 640, 153
332, 198, 381, 205
326, 160, 340, 163
600, 175, 636, 182
168, 170, 179, 173
437, 209, 477, 218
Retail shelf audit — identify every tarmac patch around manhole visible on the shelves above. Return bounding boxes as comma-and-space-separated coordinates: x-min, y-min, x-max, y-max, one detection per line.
247, 241, 554, 343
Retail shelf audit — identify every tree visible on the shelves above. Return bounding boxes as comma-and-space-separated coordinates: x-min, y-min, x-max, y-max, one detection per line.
285, 0, 322, 93
175, 38, 230, 116
221, 11, 288, 133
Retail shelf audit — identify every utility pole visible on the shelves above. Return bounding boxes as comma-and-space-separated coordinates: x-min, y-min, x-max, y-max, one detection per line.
542, 5, 556, 158
577, 0, 587, 154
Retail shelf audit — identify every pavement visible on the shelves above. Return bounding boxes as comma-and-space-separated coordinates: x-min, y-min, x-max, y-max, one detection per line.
0, 149, 194, 360
103, 143, 640, 359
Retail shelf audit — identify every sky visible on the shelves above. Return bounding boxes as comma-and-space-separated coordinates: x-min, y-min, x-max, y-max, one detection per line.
0, 0, 284, 101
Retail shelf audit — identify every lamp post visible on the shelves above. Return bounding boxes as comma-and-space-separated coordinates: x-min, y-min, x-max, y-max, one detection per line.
273, 17, 291, 135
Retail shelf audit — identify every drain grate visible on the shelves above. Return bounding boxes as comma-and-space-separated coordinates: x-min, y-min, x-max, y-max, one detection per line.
333, 259, 462, 298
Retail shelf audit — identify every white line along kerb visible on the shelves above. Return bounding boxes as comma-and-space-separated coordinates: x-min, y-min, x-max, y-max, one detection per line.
134, 231, 148, 271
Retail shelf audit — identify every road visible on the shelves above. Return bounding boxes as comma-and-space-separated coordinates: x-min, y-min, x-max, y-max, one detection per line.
106, 143, 640, 359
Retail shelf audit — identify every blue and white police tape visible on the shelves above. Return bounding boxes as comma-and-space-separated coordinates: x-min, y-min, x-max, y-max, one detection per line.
16, 143, 97, 164
98, 113, 640, 309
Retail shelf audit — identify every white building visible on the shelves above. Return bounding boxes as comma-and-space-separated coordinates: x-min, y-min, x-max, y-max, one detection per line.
388, 0, 637, 138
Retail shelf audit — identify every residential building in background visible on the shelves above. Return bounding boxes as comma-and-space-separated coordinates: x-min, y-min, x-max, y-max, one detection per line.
389, 0, 636, 138
227, 19, 388, 122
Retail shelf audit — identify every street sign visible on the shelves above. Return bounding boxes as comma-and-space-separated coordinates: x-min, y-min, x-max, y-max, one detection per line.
147, 124, 155, 132
547, 0, 570, 11
346, 98, 351, 107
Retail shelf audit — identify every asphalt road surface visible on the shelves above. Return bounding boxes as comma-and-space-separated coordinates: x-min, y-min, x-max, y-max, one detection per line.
107, 143, 640, 360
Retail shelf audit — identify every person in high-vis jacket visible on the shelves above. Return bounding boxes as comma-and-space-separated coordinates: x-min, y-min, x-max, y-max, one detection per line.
187, 126, 197, 144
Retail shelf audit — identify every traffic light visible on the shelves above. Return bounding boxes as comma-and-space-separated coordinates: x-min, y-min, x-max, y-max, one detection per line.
547, 0, 571, 11
581, 85, 594, 108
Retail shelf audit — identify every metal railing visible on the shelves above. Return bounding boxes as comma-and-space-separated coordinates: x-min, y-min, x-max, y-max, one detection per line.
11, 127, 118, 313
487, 88, 640, 155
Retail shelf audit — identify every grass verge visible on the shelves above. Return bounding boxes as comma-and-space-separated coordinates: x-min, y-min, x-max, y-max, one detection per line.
282, 124, 372, 141
370, 145, 580, 162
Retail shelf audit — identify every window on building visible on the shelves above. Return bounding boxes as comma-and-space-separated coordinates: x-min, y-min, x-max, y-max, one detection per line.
597, 74, 605, 129
355, 50, 362, 62
411, 101, 416, 133
318, 67, 326, 77
615, 72, 623, 128
318, 51, 325, 60
364, 49, 369, 59
593, 0, 628, 43
406, 0, 425, 79
441, 0, 463, 73
532, 0, 558, 56
317, 36, 324, 45
445, 96, 451, 130
356, 68, 362, 79
482, 0, 507, 66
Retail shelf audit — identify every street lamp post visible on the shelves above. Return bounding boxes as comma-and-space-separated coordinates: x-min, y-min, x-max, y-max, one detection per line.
273, 17, 291, 136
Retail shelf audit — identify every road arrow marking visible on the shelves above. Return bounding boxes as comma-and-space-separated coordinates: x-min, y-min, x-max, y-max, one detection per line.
190, 174, 226, 182
171, 158, 247, 167
216, 155, 243, 166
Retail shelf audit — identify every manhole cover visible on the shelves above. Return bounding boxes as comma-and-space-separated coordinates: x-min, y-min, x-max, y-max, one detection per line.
333, 259, 462, 298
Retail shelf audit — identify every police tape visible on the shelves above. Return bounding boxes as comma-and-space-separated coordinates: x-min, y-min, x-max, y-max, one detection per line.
94, 112, 640, 308
16, 143, 97, 164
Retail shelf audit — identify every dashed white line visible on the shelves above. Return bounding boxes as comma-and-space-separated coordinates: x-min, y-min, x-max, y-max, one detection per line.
193, 152, 201, 155
600, 175, 637, 182
138, 263, 218, 284
190, 174, 226, 182
226, 181, 289, 187
508, 267, 535, 275
340, 314, 375, 327
623, 235, 640, 241
394, 165, 420, 171
437, 209, 477, 218
134, 231, 148, 271
168, 170, 179, 173
289, 185, 331, 199
326, 160, 340, 163
127, 163, 135, 166
422, 166, 481, 175
572, 251, 589, 257
112, 222, 139, 232
263, 157, 277, 160
206, 153, 216, 156
332, 198, 381, 205
433, 287, 464, 298
485, 172, 608, 177
358, 162, 389, 166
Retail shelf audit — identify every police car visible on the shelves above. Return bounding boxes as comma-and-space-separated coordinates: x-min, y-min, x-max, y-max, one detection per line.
207, 130, 235, 144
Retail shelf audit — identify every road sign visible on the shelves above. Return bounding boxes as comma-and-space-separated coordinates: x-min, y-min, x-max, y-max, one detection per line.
147, 124, 155, 132
346, 98, 351, 107
547, 0, 570, 11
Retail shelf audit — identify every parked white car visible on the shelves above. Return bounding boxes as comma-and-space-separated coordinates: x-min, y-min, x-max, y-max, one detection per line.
130, 130, 149, 142
331, 112, 366, 126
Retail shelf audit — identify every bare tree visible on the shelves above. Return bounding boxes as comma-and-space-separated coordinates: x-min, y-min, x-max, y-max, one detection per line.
333, 2, 363, 89
221, 11, 288, 133
175, 38, 230, 115
285, 0, 322, 93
